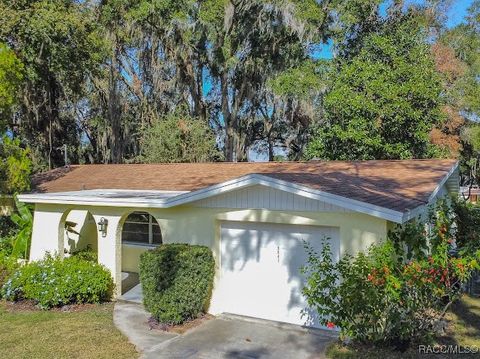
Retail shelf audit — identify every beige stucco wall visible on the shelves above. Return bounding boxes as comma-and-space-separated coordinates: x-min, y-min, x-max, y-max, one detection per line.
64, 210, 97, 255
109, 205, 387, 273
29, 202, 389, 295
122, 244, 154, 272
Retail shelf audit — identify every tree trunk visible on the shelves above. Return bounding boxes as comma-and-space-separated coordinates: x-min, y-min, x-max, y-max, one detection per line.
108, 43, 122, 164
221, 72, 235, 161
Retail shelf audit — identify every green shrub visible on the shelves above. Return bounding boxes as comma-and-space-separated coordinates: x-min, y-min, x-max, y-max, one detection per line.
303, 239, 479, 346
0, 251, 18, 290
140, 244, 215, 325
451, 198, 480, 252
1, 254, 114, 308
303, 200, 480, 347
71, 246, 97, 263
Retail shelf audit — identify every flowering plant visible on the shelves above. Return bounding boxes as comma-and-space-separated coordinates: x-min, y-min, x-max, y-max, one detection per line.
1, 254, 114, 308
302, 200, 479, 346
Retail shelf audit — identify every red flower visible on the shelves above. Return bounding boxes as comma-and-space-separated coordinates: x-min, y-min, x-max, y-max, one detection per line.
326, 321, 335, 329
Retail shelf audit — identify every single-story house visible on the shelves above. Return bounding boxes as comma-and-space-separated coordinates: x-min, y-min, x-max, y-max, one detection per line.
19, 159, 459, 328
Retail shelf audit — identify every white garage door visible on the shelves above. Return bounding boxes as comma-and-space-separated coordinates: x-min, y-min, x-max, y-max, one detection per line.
214, 222, 340, 328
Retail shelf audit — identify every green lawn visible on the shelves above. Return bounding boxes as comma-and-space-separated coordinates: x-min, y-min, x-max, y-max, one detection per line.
0, 302, 138, 359
326, 295, 480, 359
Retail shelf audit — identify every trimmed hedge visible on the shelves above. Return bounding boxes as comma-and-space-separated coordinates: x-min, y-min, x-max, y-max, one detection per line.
1, 254, 114, 308
140, 244, 215, 325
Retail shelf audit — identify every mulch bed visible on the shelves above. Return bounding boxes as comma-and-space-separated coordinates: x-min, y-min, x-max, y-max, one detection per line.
147, 313, 214, 334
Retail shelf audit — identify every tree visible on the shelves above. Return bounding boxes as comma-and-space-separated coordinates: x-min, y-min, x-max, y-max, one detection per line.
440, 0, 480, 120
0, 136, 32, 194
198, 0, 328, 161
138, 111, 221, 163
305, 16, 444, 160
0, 0, 103, 169
439, 1, 480, 186
0, 43, 23, 133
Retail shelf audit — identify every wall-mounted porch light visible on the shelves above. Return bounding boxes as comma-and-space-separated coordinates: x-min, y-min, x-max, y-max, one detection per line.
98, 217, 108, 237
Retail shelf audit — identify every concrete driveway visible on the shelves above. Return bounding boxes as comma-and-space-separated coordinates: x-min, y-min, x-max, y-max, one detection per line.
114, 302, 337, 359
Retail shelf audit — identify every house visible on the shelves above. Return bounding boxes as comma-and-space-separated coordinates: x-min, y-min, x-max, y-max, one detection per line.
18, 159, 459, 328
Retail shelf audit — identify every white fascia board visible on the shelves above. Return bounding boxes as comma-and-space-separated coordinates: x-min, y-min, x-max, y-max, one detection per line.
401, 205, 427, 223
17, 190, 189, 209
164, 174, 406, 223
20, 173, 438, 223
16, 195, 169, 208
427, 161, 459, 203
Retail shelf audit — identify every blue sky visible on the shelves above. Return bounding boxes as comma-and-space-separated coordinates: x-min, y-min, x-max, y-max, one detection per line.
445, 0, 474, 27
310, 0, 475, 61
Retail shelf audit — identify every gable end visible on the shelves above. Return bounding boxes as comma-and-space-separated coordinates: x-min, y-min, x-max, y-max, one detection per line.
192, 185, 351, 213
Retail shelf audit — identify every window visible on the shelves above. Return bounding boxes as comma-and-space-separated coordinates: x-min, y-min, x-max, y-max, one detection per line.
122, 212, 162, 245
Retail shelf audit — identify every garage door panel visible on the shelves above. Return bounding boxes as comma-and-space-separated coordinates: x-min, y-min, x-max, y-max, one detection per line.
213, 222, 339, 328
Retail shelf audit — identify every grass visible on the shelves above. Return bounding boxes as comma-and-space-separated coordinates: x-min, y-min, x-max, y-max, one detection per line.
326, 295, 480, 359
0, 301, 139, 359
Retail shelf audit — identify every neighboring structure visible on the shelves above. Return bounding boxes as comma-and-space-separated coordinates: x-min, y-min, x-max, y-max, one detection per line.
18, 159, 459, 328
460, 186, 480, 203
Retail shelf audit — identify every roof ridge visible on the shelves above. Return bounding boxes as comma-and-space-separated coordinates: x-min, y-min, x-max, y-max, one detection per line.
62, 158, 457, 167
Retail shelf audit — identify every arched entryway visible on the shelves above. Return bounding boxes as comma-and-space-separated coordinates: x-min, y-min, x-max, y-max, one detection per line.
120, 211, 162, 298
61, 209, 98, 259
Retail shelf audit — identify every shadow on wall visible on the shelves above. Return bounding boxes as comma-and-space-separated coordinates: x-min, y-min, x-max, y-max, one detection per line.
220, 221, 340, 328
64, 210, 98, 255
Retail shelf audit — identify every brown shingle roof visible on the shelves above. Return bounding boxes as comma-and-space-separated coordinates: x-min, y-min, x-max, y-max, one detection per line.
31, 159, 458, 213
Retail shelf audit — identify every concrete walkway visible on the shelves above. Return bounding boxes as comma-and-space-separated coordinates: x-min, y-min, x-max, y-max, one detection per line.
113, 302, 178, 353
114, 302, 337, 359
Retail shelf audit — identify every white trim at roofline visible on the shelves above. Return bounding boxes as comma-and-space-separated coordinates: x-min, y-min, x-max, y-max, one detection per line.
166, 174, 406, 223
18, 163, 459, 224
427, 161, 459, 204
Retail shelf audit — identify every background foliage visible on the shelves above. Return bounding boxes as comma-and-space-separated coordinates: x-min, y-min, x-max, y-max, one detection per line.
0, 0, 477, 170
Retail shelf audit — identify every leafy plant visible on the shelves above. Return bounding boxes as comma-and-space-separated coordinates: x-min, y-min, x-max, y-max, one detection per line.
303, 239, 479, 346
0, 136, 32, 195
0, 251, 18, 290
140, 244, 215, 325
1, 254, 114, 308
71, 246, 97, 263
389, 220, 428, 261
9, 196, 33, 259
303, 200, 480, 347
451, 198, 480, 252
